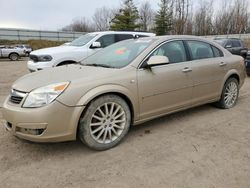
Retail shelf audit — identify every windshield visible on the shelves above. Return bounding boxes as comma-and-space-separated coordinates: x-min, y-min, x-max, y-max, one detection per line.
81, 39, 154, 68
69, 33, 97, 47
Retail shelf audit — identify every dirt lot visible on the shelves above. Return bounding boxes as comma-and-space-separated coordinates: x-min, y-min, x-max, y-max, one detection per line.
0, 59, 250, 188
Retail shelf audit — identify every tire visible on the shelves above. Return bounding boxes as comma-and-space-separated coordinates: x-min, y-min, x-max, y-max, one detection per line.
9, 53, 19, 61
215, 78, 239, 109
78, 95, 131, 150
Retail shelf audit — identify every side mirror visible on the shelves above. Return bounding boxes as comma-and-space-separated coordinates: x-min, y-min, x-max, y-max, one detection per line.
146, 56, 169, 68
225, 45, 232, 49
91, 41, 101, 49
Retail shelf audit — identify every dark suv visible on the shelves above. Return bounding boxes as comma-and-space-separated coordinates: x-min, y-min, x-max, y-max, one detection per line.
214, 38, 248, 58
245, 50, 250, 76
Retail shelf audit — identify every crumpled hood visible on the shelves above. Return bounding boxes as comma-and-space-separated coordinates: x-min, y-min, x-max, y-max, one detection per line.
30, 45, 80, 56
12, 64, 117, 92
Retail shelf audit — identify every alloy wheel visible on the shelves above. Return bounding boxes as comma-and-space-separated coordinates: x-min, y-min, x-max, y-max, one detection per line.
90, 102, 126, 144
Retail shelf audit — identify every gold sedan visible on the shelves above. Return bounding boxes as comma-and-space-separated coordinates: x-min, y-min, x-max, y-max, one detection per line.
2, 36, 246, 150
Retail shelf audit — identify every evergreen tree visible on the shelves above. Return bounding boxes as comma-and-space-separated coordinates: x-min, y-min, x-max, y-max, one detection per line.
110, 0, 141, 31
154, 0, 173, 35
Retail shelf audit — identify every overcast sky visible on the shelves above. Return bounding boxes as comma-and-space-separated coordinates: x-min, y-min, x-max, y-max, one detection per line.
0, 0, 229, 31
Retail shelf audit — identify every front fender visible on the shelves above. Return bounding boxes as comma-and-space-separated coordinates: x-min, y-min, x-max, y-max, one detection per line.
76, 84, 139, 120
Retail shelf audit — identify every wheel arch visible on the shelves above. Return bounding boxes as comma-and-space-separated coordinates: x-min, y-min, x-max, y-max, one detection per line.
73, 86, 138, 140
57, 60, 77, 66
78, 86, 137, 118
8, 52, 19, 58
220, 70, 240, 94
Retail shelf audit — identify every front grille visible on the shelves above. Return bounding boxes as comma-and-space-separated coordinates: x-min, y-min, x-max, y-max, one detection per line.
29, 54, 38, 62
9, 89, 27, 104
10, 96, 23, 104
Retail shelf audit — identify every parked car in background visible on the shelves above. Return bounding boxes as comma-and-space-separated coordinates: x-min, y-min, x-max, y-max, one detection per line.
27, 31, 155, 72
214, 38, 248, 58
3, 36, 246, 150
16, 44, 33, 56
245, 49, 250, 76
0, 45, 25, 61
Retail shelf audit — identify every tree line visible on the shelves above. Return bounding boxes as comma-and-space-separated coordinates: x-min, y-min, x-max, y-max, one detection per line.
62, 0, 249, 36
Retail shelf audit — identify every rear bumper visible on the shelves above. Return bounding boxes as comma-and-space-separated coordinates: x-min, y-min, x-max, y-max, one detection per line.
2, 97, 85, 142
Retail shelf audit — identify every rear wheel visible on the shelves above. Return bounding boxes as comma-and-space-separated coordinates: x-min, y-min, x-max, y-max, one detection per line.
9, 53, 19, 61
216, 78, 239, 109
78, 95, 131, 150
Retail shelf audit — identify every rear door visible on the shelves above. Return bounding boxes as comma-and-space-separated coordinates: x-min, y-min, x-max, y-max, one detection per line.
185, 40, 226, 104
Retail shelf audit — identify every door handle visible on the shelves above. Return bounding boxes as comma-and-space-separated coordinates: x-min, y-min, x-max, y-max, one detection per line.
182, 67, 192, 73
219, 62, 227, 67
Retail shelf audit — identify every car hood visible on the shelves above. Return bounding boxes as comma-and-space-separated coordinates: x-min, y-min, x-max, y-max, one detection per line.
30, 45, 82, 56
12, 64, 118, 92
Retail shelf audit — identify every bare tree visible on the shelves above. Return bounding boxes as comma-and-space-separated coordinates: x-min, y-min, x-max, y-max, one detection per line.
62, 17, 95, 32
92, 6, 115, 31
214, 0, 235, 34
229, 0, 248, 34
173, 0, 192, 34
214, 0, 248, 34
139, 1, 155, 32
193, 0, 214, 36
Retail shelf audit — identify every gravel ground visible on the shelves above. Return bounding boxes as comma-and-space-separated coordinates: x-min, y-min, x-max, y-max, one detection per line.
0, 59, 250, 188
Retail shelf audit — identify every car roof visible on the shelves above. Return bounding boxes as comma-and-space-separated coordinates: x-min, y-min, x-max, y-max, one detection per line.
214, 38, 242, 41
87, 31, 156, 36
137, 35, 214, 42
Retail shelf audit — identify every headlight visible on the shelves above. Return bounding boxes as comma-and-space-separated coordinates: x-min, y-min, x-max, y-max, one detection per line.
23, 82, 69, 108
37, 55, 53, 62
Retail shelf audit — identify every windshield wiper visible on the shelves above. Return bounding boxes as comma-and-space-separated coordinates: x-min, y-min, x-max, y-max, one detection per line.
83, 63, 116, 68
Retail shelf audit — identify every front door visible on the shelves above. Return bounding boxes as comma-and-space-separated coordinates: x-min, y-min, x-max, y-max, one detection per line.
137, 40, 193, 120
88, 34, 116, 56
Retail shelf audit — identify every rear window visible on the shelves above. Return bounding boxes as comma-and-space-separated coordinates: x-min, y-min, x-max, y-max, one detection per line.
187, 41, 214, 60
231, 40, 242, 47
115, 34, 133, 42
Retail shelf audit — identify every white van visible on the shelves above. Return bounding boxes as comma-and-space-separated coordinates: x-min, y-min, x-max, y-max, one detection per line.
27, 31, 155, 72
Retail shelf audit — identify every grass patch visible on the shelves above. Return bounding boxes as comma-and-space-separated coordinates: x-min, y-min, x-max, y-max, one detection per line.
0, 40, 65, 50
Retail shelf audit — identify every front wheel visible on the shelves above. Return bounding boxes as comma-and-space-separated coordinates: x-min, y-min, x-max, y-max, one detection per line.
78, 95, 131, 150
216, 78, 239, 109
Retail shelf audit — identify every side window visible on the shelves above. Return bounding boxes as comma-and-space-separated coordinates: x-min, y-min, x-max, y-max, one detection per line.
151, 41, 187, 64
232, 40, 241, 47
225, 40, 233, 48
96, 34, 115, 48
187, 41, 214, 60
212, 46, 224, 57
138, 35, 149, 38
115, 34, 133, 42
